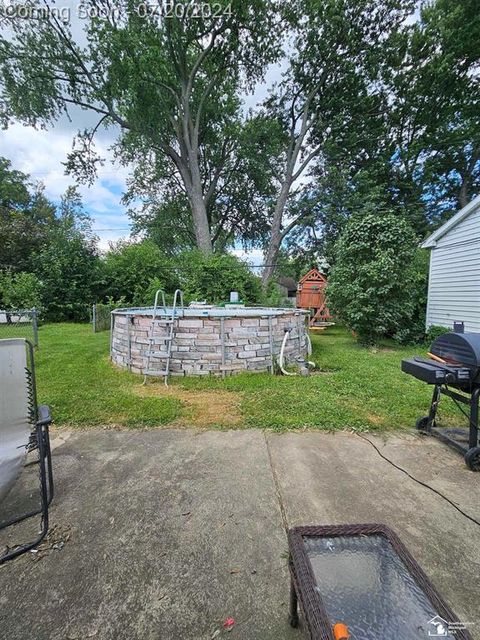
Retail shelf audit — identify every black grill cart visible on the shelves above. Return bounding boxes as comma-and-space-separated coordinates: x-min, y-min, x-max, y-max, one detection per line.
402, 332, 480, 470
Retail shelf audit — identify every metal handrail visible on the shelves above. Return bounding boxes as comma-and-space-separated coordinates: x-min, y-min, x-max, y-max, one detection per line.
172, 289, 184, 313
153, 289, 167, 315
143, 289, 184, 386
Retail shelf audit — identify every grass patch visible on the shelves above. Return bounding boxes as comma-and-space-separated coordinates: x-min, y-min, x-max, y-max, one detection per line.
136, 385, 243, 428
29, 323, 461, 431
175, 326, 460, 431
34, 324, 182, 427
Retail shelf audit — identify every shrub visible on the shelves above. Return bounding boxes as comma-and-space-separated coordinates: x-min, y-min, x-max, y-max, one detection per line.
137, 277, 166, 307
93, 296, 127, 331
327, 212, 419, 345
0, 271, 43, 311
103, 240, 178, 304
260, 280, 288, 307
178, 251, 261, 304
426, 324, 451, 344
35, 234, 102, 322
392, 249, 429, 345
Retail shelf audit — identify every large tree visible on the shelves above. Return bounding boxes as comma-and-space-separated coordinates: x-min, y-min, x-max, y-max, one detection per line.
260, 0, 480, 278
127, 112, 284, 253
0, 0, 280, 253
259, 0, 415, 285
345, 0, 480, 232
412, 0, 480, 217
0, 158, 102, 320
0, 158, 58, 272
33, 187, 102, 321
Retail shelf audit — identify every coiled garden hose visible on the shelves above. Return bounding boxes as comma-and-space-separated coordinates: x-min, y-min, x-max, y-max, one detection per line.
306, 332, 315, 368
279, 329, 297, 376
279, 328, 315, 376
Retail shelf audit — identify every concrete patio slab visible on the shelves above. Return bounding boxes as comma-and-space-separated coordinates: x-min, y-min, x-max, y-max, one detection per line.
1, 429, 295, 640
1, 428, 480, 639
266, 430, 480, 637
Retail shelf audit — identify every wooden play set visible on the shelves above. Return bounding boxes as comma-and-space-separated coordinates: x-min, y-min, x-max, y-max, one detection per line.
296, 268, 333, 328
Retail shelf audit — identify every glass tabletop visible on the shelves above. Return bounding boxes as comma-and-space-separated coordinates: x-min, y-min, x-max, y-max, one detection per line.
304, 534, 456, 639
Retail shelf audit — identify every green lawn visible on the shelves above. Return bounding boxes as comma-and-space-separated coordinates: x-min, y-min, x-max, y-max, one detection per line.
25, 323, 459, 431
34, 324, 182, 428
0, 322, 36, 343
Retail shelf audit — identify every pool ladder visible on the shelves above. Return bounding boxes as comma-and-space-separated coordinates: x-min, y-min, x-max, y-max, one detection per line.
143, 289, 184, 386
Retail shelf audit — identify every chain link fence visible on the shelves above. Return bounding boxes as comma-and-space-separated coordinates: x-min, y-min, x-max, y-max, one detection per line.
92, 303, 112, 333
92, 302, 139, 333
0, 309, 39, 346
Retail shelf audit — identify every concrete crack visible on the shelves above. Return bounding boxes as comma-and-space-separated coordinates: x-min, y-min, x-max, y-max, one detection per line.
264, 432, 289, 533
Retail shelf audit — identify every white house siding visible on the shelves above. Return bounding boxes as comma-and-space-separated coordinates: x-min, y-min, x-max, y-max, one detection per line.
426, 205, 480, 332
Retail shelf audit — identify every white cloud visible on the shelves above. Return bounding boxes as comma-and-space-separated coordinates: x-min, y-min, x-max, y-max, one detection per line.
0, 122, 132, 250
230, 248, 265, 274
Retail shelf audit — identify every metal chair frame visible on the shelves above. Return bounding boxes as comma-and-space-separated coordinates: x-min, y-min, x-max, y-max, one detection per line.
0, 339, 53, 564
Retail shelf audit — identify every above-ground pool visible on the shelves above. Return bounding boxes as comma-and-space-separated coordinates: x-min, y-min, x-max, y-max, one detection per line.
111, 306, 309, 376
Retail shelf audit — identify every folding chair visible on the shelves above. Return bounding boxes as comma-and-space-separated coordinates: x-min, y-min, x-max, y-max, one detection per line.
0, 338, 53, 563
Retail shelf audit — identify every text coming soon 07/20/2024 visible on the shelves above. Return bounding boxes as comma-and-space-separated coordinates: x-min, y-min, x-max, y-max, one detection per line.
0, 1, 233, 23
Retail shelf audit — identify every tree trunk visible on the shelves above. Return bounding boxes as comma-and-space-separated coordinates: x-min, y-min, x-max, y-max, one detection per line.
171, 131, 212, 254
459, 177, 470, 209
186, 136, 213, 254
261, 94, 314, 288
189, 186, 213, 254
261, 234, 282, 287
261, 183, 291, 288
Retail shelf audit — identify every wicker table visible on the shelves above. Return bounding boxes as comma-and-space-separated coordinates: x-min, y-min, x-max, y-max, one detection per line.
288, 524, 472, 640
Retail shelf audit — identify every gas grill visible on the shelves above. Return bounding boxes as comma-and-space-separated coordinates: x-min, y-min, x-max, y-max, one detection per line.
401, 332, 480, 471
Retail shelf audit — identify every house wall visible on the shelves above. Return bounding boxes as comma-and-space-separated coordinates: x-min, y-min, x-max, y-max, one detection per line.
426, 203, 480, 332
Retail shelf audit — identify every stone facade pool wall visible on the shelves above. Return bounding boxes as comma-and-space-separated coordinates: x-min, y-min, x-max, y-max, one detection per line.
111, 308, 309, 376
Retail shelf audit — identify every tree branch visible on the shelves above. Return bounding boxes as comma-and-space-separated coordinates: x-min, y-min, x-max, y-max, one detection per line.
292, 144, 322, 181
280, 207, 312, 241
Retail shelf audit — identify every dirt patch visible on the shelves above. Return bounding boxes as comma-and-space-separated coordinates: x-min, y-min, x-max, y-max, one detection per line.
336, 397, 387, 427
368, 346, 397, 354
136, 385, 243, 428
364, 412, 386, 425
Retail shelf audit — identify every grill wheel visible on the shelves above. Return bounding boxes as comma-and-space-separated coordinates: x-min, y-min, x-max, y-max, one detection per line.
416, 416, 435, 431
465, 447, 480, 472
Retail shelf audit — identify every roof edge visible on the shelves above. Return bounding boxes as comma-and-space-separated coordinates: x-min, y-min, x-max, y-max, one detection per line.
421, 193, 480, 248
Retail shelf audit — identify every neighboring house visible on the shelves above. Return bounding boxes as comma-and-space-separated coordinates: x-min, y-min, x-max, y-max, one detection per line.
422, 194, 480, 332
276, 276, 297, 304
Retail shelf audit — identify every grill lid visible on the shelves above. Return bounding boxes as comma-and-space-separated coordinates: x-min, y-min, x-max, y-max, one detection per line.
430, 332, 480, 368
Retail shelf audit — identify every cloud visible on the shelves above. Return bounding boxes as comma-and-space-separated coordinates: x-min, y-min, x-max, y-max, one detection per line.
0, 121, 132, 251
230, 248, 265, 274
